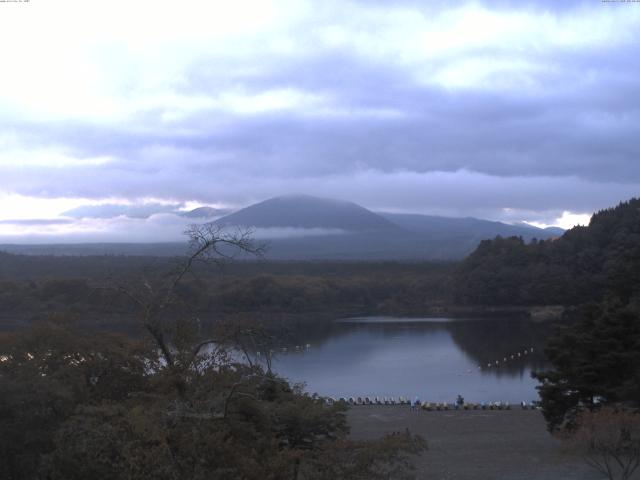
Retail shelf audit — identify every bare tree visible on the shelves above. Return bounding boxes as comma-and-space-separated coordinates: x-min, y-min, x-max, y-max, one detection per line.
114, 224, 264, 377
218, 313, 281, 373
562, 406, 640, 480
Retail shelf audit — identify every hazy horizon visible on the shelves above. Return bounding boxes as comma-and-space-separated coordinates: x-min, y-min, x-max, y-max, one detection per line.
0, 193, 570, 245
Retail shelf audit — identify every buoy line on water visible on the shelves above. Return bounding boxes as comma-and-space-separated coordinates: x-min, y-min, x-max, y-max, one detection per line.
254, 344, 540, 410
478, 347, 535, 370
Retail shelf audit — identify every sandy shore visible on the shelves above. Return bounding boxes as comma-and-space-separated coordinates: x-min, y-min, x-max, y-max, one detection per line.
347, 406, 608, 480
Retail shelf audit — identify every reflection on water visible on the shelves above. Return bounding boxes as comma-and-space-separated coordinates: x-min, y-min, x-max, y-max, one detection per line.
270, 317, 552, 403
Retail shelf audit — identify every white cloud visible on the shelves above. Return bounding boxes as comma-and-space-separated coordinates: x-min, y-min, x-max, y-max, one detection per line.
0, 193, 87, 221
527, 211, 592, 230
3, 0, 637, 123
0, 213, 194, 243
219, 88, 326, 115
554, 212, 592, 229
0, 212, 347, 243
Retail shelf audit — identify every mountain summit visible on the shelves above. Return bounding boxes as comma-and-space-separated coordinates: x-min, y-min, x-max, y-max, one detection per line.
209, 194, 563, 260
216, 195, 399, 232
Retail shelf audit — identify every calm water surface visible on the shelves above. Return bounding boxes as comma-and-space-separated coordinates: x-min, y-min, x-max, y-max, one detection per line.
270, 316, 551, 403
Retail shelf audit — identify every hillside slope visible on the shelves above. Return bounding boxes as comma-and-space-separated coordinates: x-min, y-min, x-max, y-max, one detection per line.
454, 197, 640, 305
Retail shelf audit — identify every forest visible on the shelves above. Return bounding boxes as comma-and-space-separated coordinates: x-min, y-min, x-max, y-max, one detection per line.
1, 198, 640, 479
454, 198, 640, 306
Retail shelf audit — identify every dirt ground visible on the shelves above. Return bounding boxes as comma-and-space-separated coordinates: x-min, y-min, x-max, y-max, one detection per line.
347, 406, 614, 480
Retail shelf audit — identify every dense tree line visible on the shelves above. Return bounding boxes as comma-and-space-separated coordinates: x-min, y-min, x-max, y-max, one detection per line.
0, 252, 446, 282
0, 266, 453, 324
454, 198, 640, 307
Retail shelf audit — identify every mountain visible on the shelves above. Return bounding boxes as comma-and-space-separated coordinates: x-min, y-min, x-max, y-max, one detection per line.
215, 194, 399, 232
543, 226, 565, 237
5, 195, 565, 260
379, 213, 561, 243
210, 195, 562, 260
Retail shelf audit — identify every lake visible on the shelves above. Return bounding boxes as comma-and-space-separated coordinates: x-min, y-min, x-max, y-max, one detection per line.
269, 316, 552, 404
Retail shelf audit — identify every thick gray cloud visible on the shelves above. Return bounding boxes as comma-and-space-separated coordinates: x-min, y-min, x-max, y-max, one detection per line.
0, 0, 639, 233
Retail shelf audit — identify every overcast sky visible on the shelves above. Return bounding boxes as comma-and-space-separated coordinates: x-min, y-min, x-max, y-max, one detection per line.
0, 0, 639, 240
